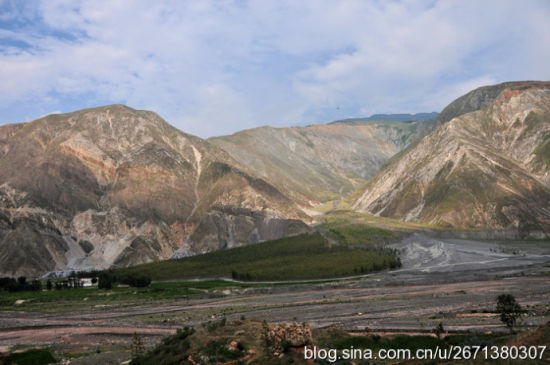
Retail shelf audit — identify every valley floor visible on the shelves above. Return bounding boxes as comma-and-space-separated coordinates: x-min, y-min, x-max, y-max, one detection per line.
1, 234, 549, 362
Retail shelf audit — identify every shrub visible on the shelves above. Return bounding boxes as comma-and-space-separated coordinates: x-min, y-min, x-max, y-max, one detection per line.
433, 322, 445, 339
4, 349, 56, 365
203, 317, 227, 333
120, 273, 152, 288
130, 327, 194, 365
0, 277, 41, 292
98, 271, 115, 289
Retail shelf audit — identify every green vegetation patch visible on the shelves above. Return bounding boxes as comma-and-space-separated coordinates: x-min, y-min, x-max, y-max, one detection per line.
534, 137, 550, 170
131, 327, 195, 365
117, 232, 400, 281
0, 283, 201, 311
323, 222, 401, 245
322, 209, 440, 230
2, 349, 56, 365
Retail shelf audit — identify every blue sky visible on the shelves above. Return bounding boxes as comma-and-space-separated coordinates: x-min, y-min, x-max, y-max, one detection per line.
0, 0, 549, 138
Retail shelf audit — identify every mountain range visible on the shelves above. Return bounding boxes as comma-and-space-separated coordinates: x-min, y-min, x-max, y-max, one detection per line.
1, 80, 549, 277
333, 112, 438, 124
0, 106, 309, 276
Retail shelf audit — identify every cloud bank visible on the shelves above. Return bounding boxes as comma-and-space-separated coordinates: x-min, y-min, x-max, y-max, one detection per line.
0, 0, 549, 137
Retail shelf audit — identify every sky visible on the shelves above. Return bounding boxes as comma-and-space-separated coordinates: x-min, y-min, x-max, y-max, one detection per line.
0, 1, 549, 138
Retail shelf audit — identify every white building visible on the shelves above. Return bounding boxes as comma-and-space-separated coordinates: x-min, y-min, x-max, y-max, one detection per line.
81, 278, 97, 287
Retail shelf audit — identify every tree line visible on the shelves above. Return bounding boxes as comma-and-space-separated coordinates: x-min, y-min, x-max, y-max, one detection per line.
97, 270, 152, 289
0, 271, 151, 292
0, 276, 42, 292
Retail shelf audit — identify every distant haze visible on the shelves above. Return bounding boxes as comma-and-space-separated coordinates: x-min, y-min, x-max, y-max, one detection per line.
334, 112, 439, 124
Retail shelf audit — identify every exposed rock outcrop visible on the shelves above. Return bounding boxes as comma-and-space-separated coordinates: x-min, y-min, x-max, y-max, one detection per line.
0, 105, 308, 276
209, 119, 432, 205
261, 321, 313, 356
353, 81, 550, 235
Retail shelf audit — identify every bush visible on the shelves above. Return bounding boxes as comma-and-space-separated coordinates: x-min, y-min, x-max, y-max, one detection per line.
203, 317, 227, 333
130, 327, 195, 365
119, 273, 152, 288
77, 269, 100, 278
433, 322, 445, 339
201, 339, 243, 362
98, 271, 115, 289
0, 277, 41, 292
17, 276, 26, 286
4, 349, 56, 365
0, 277, 17, 291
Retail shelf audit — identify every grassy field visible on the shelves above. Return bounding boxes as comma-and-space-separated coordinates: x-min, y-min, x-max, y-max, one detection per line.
0, 227, 402, 311
321, 221, 402, 245
116, 232, 400, 281
3, 279, 339, 311
0, 282, 205, 311
0, 276, 378, 312
321, 209, 442, 230
1, 225, 403, 310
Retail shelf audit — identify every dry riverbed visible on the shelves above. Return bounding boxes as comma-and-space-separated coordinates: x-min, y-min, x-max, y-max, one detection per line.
1, 234, 549, 361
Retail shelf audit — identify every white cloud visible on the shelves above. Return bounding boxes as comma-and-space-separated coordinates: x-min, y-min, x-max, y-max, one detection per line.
291, 0, 550, 116
0, 0, 549, 136
422, 75, 499, 112
178, 84, 255, 137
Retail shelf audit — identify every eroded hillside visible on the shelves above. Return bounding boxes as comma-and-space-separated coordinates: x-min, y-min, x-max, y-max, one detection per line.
0, 105, 308, 276
209, 120, 432, 205
353, 81, 550, 235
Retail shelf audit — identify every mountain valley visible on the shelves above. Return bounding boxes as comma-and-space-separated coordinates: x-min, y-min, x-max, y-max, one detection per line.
1, 81, 550, 278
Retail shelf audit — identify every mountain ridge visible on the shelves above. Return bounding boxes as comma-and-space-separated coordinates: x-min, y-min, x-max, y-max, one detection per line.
332, 112, 438, 124
209, 120, 432, 205
0, 105, 309, 277
353, 81, 550, 235
2, 81, 550, 277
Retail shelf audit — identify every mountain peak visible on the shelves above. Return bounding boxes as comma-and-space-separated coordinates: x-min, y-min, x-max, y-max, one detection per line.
0, 104, 309, 277
436, 81, 550, 126
353, 80, 550, 235
30, 104, 174, 135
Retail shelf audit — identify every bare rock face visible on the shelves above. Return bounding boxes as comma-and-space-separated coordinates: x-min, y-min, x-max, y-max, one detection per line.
3, 81, 550, 276
0, 105, 308, 277
262, 322, 313, 356
353, 82, 550, 236
434, 81, 536, 126
184, 206, 310, 255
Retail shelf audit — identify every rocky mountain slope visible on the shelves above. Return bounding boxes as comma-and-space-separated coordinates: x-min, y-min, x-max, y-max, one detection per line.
0, 105, 308, 277
353, 81, 550, 236
3, 80, 549, 277
209, 120, 432, 205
